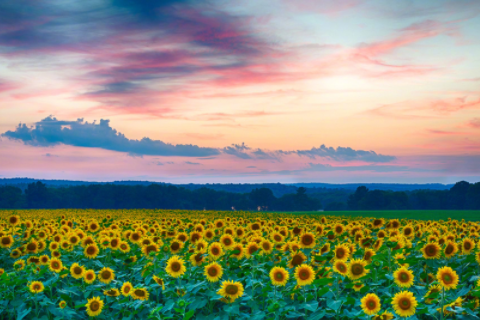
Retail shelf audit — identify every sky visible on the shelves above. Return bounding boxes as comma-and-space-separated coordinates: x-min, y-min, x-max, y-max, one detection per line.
1, 0, 480, 184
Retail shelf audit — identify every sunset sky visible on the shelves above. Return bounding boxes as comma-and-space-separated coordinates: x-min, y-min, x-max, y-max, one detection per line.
1, 0, 480, 183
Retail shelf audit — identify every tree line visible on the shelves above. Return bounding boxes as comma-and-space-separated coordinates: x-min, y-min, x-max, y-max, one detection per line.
0, 182, 321, 211
325, 181, 480, 211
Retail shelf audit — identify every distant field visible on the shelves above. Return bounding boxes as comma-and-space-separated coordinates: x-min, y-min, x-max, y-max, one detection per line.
302, 210, 480, 221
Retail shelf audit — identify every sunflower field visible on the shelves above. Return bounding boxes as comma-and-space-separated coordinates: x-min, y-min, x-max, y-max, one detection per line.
1, 209, 480, 319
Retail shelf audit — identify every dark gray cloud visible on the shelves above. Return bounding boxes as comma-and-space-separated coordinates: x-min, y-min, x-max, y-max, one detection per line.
223, 143, 252, 159
2, 116, 219, 157
292, 144, 396, 162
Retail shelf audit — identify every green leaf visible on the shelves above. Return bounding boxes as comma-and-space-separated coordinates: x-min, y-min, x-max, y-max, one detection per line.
17, 306, 31, 320
184, 310, 195, 320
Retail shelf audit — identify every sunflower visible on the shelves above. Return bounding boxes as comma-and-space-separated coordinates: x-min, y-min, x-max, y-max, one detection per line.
393, 267, 414, 288
320, 243, 331, 254
444, 241, 458, 259
29, 281, 45, 294
217, 280, 244, 303
70, 263, 85, 279
98, 267, 115, 284
152, 276, 165, 290
49, 258, 63, 273
361, 293, 381, 315
438, 297, 463, 317
392, 291, 417, 318
86, 296, 104, 317
245, 242, 259, 258
59, 300, 67, 309
372, 311, 394, 320
39, 254, 50, 265
347, 259, 369, 280
462, 238, 475, 254
131, 288, 149, 300
363, 248, 376, 263
121, 282, 133, 296
208, 242, 224, 260
84, 243, 100, 259
294, 264, 315, 286
288, 251, 307, 269
84, 269, 96, 284
299, 232, 316, 248
190, 253, 205, 266
421, 243, 441, 259
220, 234, 235, 249
165, 255, 186, 278
260, 239, 274, 254
424, 284, 442, 304
169, 240, 184, 254
14, 259, 25, 271
0, 235, 14, 248
333, 244, 350, 261
436, 266, 459, 290
230, 244, 245, 260
333, 260, 348, 276
8, 215, 20, 226
269, 267, 289, 286
352, 282, 364, 292
204, 262, 223, 283
104, 288, 120, 297
142, 243, 159, 258
118, 241, 130, 253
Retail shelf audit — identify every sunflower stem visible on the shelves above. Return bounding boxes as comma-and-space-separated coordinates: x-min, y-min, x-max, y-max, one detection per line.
440, 287, 445, 320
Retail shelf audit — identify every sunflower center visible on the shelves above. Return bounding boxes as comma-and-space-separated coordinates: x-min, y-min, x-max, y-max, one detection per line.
292, 255, 304, 266
225, 284, 238, 295
74, 267, 83, 275
336, 249, 345, 258
338, 264, 346, 272
87, 273, 93, 280
171, 262, 181, 272
212, 247, 220, 255
52, 262, 60, 268
299, 269, 310, 280
124, 286, 131, 293
443, 274, 452, 284
351, 264, 364, 276
368, 301, 376, 309
302, 236, 313, 245
400, 273, 409, 282
134, 289, 145, 297
465, 243, 471, 250
33, 284, 41, 290
275, 272, 284, 280
195, 254, 203, 262
399, 298, 411, 310
445, 245, 454, 254
27, 243, 37, 251
208, 267, 218, 277
1, 238, 10, 245
101, 270, 112, 279
171, 242, 180, 250
274, 235, 281, 241
87, 247, 96, 255
90, 301, 100, 311
249, 246, 258, 254
224, 239, 232, 245
263, 243, 270, 250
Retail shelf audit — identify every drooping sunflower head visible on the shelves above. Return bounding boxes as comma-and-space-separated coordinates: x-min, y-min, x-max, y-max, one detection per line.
104, 288, 120, 297
392, 291, 417, 318
269, 267, 289, 286
288, 251, 307, 269
294, 264, 315, 286
352, 282, 364, 292
204, 262, 223, 283
361, 293, 381, 315
131, 288, 149, 301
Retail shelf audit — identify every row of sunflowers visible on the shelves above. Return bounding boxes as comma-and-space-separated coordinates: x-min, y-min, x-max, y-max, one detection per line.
1, 209, 480, 319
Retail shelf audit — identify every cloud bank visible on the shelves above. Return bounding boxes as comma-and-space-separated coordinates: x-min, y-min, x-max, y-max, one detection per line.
2, 117, 396, 163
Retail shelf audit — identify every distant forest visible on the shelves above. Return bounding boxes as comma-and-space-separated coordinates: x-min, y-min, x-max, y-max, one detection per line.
0, 180, 478, 211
